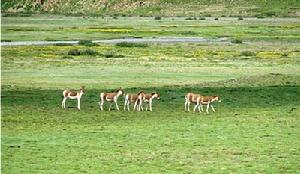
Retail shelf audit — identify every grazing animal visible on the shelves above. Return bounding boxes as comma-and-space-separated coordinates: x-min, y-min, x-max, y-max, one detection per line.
62, 86, 85, 110
199, 95, 221, 113
99, 88, 124, 111
124, 91, 145, 111
140, 92, 160, 111
185, 92, 202, 112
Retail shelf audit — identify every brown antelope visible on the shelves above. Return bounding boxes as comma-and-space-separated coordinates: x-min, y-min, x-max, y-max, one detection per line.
140, 92, 160, 111
62, 86, 85, 110
99, 88, 124, 111
185, 92, 202, 112
199, 95, 221, 113
124, 91, 145, 111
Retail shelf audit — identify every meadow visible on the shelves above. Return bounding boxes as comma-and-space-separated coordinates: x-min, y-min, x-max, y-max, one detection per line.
1, 15, 300, 173
2, 15, 300, 42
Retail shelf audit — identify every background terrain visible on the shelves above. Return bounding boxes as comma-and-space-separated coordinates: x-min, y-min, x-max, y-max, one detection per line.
1, 0, 300, 17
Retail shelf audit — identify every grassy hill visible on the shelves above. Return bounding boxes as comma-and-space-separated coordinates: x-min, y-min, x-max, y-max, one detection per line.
1, 0, 300, 17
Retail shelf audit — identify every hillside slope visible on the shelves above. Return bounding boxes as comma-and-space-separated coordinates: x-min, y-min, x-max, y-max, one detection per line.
1, 0, 300, 17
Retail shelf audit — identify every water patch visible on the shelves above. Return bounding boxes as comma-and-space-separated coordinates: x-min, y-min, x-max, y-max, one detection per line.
1, 37, 229, 46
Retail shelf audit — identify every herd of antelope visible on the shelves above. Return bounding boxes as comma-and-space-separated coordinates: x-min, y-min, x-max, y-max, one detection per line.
62, 86, 221, 113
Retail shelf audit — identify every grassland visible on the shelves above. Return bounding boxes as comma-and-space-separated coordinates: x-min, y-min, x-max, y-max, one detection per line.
2, 84, 300, 173
1, 0, 300, 17
2, 15, 300, 42
1, 16, 300, 173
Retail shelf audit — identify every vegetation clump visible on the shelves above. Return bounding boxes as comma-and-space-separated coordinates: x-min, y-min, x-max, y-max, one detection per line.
263, 11, 277, 17
81, 49, 97, 55
116, 42, 148, 48
68, 49, 80, 56
154, 16, 162, 20
256, 15, 265, 19
68, 48, 97, 56
240, 51, 256, 57
101, 52, 125, 58
231, 38, 243, 44
185, 17, 197, 20
1, 39, 12, 42
78, 40, 96, 46
61, 55, 74, 59
44, 38, 58, 41
54, 43, 74, 46
180, 31, 197, 35
281, 53, 288, 57
2, 13, 32, 17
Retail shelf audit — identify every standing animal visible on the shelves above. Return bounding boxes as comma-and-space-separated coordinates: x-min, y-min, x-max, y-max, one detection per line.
124, 91, 145, 111
199, 95, 221, 113
62, 86, 85, 110
139, 92, 160, 111
185, 92, 202, 112
99, 88, 124, 111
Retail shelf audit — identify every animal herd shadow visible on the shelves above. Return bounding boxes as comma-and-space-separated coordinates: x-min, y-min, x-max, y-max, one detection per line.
2, 85, 300, 113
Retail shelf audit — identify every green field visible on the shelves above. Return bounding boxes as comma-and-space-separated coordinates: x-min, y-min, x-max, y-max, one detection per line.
2, 15, 300, 41
1, 15, 300, 173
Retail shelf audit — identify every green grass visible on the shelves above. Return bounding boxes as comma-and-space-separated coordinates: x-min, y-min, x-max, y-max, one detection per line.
2, 45, 300, 173
1, 15, 300, 42
116, 42, 148, 48
2, 43, 300, 89
2, 80, 300, 173
2, 15, 300, 173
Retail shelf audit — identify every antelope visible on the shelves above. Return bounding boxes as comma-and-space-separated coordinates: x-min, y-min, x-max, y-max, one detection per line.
139, 92, 160, 111
124, 91, 145, 111
99, 88, 124, 111
62, 86, 85, 110
185, 92, 202, 112
199, 95, 221, 113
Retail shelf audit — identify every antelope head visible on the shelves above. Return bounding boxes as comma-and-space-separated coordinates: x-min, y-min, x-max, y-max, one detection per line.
138, 90, 145, 95
212, 95, 221, 102
80, 86, 85, 93
152, 92, 160, 100
116, 88, 124, 96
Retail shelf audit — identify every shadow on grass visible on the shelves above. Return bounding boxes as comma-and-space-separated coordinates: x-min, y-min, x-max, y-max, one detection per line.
2, 85, 299, 110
